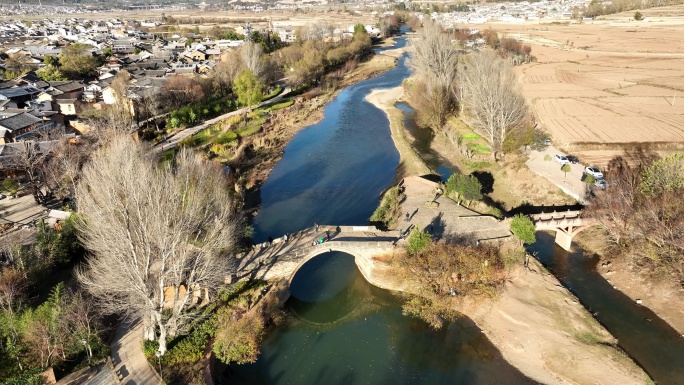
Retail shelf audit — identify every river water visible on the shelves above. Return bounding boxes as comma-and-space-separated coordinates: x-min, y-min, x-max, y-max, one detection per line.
226, 36, 535, 384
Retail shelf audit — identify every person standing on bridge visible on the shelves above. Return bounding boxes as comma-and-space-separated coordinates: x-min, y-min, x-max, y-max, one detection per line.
283, 233, 288, 243
326, 230, 330, 241
314, 222, 319, 233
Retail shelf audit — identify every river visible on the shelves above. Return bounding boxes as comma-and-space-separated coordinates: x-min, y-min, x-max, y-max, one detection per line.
224, 35, 535, 384
228, 33, 684, 384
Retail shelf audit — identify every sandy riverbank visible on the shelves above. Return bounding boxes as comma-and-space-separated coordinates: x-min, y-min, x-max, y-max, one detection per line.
365, 86, 431, 179
365, 88, 650, 385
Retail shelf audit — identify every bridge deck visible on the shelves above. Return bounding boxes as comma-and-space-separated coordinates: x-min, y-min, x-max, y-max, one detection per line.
237, 226, 394, 276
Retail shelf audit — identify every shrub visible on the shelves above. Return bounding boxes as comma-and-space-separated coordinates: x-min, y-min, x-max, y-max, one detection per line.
370, 186, 403, 227
1, 178, 19, 193
510, 213, 536, 245
407, 228, 431, 255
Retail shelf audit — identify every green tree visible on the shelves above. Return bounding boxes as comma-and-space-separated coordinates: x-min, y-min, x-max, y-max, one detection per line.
561, 163, 571, 178
43, 55, 58, 66
35, 65, 66, 81
641, 153, 684, 196
461, 175, 483, 204
510, 214, 536, 245
407, 228, 431, 255
445, 173, 482, 204
583, 173, 595, 186
58, 43, 99, 79
232, 68, 264, 107
634, 11, 643, 20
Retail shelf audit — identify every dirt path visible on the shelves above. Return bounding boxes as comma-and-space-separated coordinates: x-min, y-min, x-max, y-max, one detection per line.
110, 319, 163, 385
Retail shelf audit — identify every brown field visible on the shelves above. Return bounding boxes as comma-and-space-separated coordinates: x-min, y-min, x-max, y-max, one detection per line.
473, 5, 684, 166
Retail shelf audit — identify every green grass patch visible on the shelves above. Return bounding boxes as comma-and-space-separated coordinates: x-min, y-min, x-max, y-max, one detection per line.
465, 160, 493, 170
215, 131, 238, 144
237, 115, 267, 138
461, 132, 482, 141
263, 86, 283, 101
264, 99, 294, 111
466, 142, 491, 154
573, 331, 605, 346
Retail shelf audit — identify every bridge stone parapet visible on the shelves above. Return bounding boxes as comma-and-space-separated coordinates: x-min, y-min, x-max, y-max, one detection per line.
237, 226, 397, 285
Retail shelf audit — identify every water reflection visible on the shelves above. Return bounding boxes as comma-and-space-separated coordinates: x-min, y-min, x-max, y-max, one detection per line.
225, 252, 537, 385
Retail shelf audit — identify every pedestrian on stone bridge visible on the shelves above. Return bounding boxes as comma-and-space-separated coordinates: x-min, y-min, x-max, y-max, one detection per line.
314, 222, 319, 233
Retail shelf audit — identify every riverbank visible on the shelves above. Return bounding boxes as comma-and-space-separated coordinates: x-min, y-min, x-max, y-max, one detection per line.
365, 86, 430, 179
365, 89, 650, 384
369, 253, 650, 384
575, 229, 684, 336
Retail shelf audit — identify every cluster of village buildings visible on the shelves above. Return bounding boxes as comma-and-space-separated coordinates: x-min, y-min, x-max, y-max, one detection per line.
0, 17, 255, 147
0, 15, 386, 151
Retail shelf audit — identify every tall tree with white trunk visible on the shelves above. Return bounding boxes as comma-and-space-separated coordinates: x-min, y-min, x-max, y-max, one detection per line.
75, 135, 240, 355
459, 50, 529, 159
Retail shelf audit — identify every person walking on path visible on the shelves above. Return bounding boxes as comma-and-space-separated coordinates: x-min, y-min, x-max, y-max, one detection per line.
314, 222, 319, 233
283, 233, 288, 243
267, 236, 273, 247
326, 230, 330, 241
405, 212, 410, 222
318, 236, 324, 244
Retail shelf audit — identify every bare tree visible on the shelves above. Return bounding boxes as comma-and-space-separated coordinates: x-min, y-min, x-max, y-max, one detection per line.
300, 21, 334, 41
75, 135, 240, 355
408, 19, 460, 98
460, 50, 528, 159
407, 19, 460, 130
4, 138, 60, 203
240, 41, 267, 81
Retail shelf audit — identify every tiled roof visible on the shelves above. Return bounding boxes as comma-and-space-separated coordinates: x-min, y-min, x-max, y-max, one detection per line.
0, 112, 42, 131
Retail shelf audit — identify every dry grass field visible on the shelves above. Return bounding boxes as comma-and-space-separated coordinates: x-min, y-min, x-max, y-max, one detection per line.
475, 6, 684, 166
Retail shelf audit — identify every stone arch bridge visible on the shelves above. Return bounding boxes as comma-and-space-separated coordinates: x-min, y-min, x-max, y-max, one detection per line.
530, 210, 598, 251
235, 226, 397, 285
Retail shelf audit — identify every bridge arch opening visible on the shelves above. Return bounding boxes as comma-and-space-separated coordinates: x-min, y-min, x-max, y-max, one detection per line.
288, 250, 377, 326
288, 247, 373, 288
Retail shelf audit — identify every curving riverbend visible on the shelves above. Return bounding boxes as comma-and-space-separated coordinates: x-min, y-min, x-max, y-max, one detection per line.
225, 35, 536, 384
223, 32, 684, 384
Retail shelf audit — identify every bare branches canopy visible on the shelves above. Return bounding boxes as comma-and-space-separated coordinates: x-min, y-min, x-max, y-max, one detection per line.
75, 135, 240, 354
459, 50, 528, 158
407, 19, 460, 130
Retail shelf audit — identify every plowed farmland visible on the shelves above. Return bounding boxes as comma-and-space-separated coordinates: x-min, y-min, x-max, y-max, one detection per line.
479, 6, 684, 164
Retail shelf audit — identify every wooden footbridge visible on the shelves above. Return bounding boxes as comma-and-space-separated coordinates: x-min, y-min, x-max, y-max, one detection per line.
530, 210, 598, 250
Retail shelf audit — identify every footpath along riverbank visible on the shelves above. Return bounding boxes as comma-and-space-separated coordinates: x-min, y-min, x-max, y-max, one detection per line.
365, 87, 650, 385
